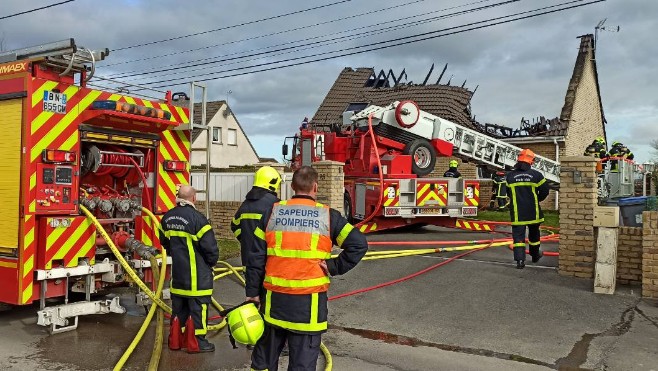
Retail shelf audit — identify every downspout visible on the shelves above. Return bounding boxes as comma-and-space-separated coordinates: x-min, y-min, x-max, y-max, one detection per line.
554, 138, 559, 210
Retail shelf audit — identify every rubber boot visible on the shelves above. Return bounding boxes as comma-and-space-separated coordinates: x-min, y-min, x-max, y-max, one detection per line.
185, 316, 200, 353
168, 316, 182, 350
195, 336, 215, 353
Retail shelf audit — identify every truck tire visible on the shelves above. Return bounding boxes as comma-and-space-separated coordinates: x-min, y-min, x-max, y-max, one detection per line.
343, 192, 354, 224
403, 139, 436, 176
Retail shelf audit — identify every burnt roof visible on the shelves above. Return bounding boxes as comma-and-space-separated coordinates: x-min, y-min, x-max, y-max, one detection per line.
311, 67, 476, 129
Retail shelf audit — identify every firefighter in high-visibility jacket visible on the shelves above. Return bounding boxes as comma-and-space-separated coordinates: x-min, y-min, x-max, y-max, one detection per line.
491, 171, 508, 210
231, 166, 282, 302
160, 185, 219, 353
249, 166, 368, 371
505, 149, 550, 269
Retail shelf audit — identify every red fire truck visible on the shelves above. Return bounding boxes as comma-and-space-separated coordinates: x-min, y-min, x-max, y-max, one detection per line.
0, 39, 193, 332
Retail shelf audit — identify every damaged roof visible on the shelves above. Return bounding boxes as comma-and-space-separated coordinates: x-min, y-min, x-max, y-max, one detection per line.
311, 67, 476, 129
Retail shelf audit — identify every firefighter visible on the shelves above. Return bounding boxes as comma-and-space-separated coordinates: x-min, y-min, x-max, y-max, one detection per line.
249, 166, 368, 371
231, 166, 282, 305
161, 185, 219, 353
491, 171, 508, 211
443, 160, 462, 178
506, 149, 550, 269
608, 141, 634, 172
583, 137, 608, 159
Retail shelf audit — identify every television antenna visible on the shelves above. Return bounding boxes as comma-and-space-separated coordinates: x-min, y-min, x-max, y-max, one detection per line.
594, 19, 620, 47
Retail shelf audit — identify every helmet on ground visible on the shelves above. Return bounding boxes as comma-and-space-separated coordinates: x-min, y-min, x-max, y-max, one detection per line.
254, 166, 282, 192
226, 302, 264, 346
518, 149, 535, 164
449, 160, 459, 168
595, 137, 605, 144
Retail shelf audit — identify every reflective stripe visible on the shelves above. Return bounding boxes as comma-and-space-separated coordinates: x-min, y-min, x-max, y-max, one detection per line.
513, 243, 526, 247
165, 230, 201, 241
310, 232, 320, 251
511, 187, 519, 224
233, 213, 263, 225
508, 182, 542, 187
233, 228, 242, 238
275, 231, 283, 249
187, 238, 197, 292
529, 241, 541, 246
195, 304, 208, 335
264, 275, 330, 288
266, 248, 331, 259
512, 219, 544, 226
196, 224, 212, 239
263, 291, 327, 332
254, 227, 265, 240
170, 287, 213, 296
536, 178, 546, 187
336, 223, 354, 247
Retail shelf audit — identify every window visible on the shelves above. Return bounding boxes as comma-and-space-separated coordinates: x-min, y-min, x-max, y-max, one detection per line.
227, 128, 237, 145
212, 127, 222, 144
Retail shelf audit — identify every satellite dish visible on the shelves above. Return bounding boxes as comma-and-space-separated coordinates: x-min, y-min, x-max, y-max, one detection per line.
222, 108, 231, 118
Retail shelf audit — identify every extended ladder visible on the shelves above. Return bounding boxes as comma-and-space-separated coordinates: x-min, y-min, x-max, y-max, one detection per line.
355, 102, 561, 184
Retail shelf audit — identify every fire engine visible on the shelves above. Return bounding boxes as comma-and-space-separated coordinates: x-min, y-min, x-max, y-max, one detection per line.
0, 39, 198, 332
283, 101, 560, 233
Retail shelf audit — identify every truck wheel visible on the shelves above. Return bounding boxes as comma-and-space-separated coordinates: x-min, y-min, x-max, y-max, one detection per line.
403, 139, 436, 176
343, 192, 354, 224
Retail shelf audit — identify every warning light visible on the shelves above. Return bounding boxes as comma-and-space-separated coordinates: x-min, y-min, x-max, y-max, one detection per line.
92, 100, 172, 120
164, 160, 187, 172
42, 149, 76, 164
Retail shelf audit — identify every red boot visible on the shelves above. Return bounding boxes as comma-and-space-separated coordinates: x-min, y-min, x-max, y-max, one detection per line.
168, 316, 182, 350
185, 316, 200, 353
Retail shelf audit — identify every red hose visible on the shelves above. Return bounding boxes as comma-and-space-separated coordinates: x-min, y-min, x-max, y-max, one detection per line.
329, 242, 494, 301
354, 114, 384, 228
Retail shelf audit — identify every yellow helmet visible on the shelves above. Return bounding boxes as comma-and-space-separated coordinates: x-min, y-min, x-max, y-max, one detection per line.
226, 302, 264, 346
449, 160, 459, 168
254, 166, 282, 192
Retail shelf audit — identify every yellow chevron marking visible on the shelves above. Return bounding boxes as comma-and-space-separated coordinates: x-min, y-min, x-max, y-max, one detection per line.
163, 131, 185, 160
29, 173, 36, 191
29, 200, 36, 213
74, 233, 97, 266
124, 96, 137, 105
175, 106, 189, 123
456, 220, 462, 228
32, 81, 59, 107
463, 221, 471, 229
108, 94, 121, 101
24, 225, 34, 250
31, 90, 101, 161
52, 221, 93, 268
484, 225, 492, 231
359, 225, 367, 232
60, 130, 78, 151
31, 85, 80, 134
23, 256, 34, 278
474, 224, 482, 231
142, 100, 154, 108
46, 220, 70, 250
474, 188, 480, 197
22, 283, 33, 304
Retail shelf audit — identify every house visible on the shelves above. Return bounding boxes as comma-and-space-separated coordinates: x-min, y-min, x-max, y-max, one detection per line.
310, 34, 606, 210
177, 100, 261, 169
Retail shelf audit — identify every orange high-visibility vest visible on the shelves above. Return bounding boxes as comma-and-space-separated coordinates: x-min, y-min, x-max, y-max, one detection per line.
264, 198, 332, 295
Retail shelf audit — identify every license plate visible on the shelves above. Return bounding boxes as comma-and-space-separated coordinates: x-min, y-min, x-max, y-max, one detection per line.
462, 207, 477, 216
43, 90, 67, 114
419, 208, 441, 215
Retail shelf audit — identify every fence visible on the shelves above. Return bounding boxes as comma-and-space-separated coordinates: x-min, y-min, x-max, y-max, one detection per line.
191, 172, 294, 201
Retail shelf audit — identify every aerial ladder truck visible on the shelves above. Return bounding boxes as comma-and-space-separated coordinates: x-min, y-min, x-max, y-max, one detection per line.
284, 100, 650, 233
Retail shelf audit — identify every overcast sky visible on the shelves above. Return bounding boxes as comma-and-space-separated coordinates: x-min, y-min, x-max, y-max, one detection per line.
1, 0, 655, 162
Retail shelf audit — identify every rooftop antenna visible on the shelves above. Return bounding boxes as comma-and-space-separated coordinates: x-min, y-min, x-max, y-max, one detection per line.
594, 18, 620, 48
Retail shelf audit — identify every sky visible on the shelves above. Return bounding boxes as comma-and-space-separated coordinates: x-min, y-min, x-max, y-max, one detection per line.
1, 0, 656, 163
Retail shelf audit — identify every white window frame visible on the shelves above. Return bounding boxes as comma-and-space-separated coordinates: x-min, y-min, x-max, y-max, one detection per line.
212, 127, 222, 144
227, 128, 238, 146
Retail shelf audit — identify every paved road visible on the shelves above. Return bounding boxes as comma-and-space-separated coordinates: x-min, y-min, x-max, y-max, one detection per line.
1, 225, 657, 370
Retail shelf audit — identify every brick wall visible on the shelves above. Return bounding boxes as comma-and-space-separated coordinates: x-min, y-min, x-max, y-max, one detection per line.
312, 161, 345, 212
642, 211, 658, 298
563, 45, 605, 157
429, 157, 477, 179
617, 227, 643, 285
195, 201, 241, 240
558, 156, 598, 278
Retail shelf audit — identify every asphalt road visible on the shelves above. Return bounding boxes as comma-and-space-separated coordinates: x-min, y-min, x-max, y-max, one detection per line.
1, 225, 657, 371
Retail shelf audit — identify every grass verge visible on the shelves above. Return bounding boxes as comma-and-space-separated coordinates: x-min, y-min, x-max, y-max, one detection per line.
218, 239, 241, 260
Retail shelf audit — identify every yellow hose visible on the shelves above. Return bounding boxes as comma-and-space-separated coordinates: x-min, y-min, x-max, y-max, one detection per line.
148, 256, 164, 371
80, 205, 172, 313
112, 232, 168, 370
